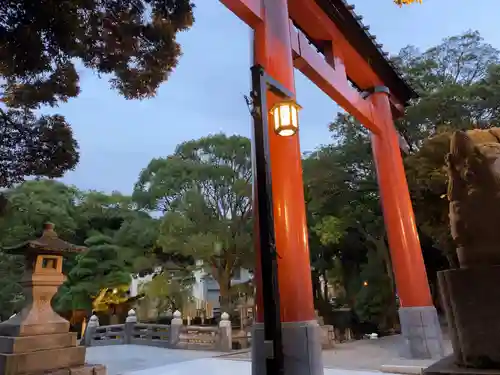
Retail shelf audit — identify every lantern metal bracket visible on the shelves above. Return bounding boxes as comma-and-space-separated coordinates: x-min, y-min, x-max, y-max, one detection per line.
249, 63, 286, 375
251, 64, 296, 104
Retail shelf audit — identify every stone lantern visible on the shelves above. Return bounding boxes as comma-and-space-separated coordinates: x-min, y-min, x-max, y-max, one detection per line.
0, 223, 106, 375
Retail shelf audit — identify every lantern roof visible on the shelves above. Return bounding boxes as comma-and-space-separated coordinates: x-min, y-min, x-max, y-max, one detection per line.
3, 223, 87, 256
312, 0, 419, 106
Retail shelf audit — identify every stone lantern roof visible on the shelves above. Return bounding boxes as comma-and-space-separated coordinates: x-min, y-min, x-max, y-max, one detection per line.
3, 222, 87, 256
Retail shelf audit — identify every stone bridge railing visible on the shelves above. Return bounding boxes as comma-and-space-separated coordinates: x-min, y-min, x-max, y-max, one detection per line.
82, 310, 232, 352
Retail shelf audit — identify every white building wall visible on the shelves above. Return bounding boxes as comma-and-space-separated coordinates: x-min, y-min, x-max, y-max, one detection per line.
129, 267, 162, 297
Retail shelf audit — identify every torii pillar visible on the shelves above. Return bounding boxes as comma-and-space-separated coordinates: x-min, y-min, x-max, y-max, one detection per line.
220, 0, 444, 373
250, 1, 321, 374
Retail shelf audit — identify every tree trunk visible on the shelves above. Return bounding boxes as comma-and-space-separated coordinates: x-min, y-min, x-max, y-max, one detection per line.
376, 240, 394, 286
311, 270, 321, 301
321, 270, 329, 302
371, 239, 399, 331
217, 272, 232, 316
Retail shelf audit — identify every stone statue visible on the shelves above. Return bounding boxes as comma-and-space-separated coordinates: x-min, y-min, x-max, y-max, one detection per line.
425, 128, 500, 374
446, 128, 500, 268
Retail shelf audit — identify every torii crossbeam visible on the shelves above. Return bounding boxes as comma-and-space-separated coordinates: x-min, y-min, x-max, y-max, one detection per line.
219, 0, 445, 374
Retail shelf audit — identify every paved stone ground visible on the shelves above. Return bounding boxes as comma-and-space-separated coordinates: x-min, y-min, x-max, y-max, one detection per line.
219, 334, 453, 371
123, 357, 392, 375
85, 345, 225, 375
86, 334, 453, 375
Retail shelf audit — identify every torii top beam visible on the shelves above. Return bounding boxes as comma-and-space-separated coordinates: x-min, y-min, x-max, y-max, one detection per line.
220, 0, 418, 134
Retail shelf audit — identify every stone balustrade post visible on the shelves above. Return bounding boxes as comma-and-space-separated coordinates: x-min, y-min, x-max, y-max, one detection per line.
169, 310, 183, 348
124, 309, 137, 344
83, 314, 99, 346
218, 312, 232, 352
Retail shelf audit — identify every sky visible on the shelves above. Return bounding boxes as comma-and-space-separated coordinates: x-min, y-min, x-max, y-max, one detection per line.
53, 0, 499, 194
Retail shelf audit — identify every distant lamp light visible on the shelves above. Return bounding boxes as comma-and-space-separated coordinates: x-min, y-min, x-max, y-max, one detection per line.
363, 281, 368, 287
270, 100, 301, 137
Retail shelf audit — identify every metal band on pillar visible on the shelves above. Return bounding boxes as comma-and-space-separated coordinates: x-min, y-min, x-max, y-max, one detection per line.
364, 86, 411, 153
362, 85, 390, 98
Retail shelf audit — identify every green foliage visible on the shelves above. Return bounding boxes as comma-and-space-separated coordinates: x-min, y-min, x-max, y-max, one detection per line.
54, 235, 131, 312
313, 216, 345, 247
354, 252, 395, 329
0, 111, 79, 188
141, 271, 194, 315
0, 179, 80, 245
0, 0, 195, 187
303, 31, 500, 328
394, 31, 500, 150
398, 31, 500, 267
134, 133, 253, 312
75, 190, 137, 239
303, 115, 391, 307
0, 179, 160, 316
114, 215, 162, 275
0, 251, 24, 319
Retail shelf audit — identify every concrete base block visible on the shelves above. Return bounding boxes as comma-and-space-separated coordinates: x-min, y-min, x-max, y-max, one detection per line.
320, 325, 334, 349
252, 321, 324, 375
0, 333, 77, 354
424, 354, 500, 375
438, 266, 500, 368
0, 346, 86, 375
41, 364, 107, 375
399, 306, 444, 360
381, 364, 424, 374
0, 321, 70, 338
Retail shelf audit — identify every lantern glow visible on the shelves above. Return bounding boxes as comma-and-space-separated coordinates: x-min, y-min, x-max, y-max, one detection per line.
270, 100, 301, 137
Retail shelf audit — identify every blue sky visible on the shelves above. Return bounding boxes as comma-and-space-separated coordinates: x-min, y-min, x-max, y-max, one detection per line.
54, 0, 499, 194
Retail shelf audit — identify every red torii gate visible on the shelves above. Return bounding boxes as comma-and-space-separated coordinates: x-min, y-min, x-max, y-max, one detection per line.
219, 0, 444, 373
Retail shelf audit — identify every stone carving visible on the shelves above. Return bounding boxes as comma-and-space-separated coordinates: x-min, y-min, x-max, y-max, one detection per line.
446, 129, 500, 268
425, 128, 500, 374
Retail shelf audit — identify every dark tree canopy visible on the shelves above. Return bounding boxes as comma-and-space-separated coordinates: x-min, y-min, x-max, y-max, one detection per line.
0, 0, 195, 187
0, 111, 79, 187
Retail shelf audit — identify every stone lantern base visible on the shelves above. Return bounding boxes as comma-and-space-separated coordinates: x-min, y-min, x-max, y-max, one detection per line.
0, 271, 106, 375
0, 330, 105, 375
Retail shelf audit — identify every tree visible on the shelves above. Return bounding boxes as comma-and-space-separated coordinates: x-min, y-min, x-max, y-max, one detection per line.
0, 111, 79, 188
303, 31, 500, 324
0, 0, 195, 186
0, 179, 80, 246
0, 251, 24, 320
393, 31, 499, 152
141, 271, 194, 315
75, 190, 137, 239
54, 234, 131, 313
134, 133, 253, 313
0, 180, 164, 317
354, 251, 394, 331
113, 214, 163, 275
304, 116, 395, 294
396, 31, 500, 266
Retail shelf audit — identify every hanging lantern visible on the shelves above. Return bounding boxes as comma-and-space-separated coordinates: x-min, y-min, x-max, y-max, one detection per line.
394, 0, 422, 6
270, 100, 301, 137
